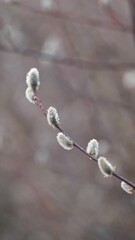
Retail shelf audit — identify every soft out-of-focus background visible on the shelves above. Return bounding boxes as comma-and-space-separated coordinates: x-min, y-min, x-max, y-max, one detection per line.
0, 0, 135, 239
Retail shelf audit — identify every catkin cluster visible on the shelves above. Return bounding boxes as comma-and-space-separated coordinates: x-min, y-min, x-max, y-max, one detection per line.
25, 68, 40, 103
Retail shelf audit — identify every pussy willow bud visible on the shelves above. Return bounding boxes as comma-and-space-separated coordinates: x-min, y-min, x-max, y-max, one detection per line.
98, 157, 115, 177
121, 181, 134, 194
26, 68, 40, 92
25, 87, 35, 104
57, 132, 73, 150
47, 106, 60, 128
86, 139, 99, 158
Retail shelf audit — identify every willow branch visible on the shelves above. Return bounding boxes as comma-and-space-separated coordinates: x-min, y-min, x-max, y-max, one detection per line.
34, 96, 135, 190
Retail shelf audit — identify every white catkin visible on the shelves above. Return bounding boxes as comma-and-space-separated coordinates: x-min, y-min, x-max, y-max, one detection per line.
47, 106, 60, 128
57, 132, 73, 150
86, 139, 99, 157
121, 181, 134, 194
26, 68, 40, 91
98, 157, 115, 177
25, 87, 35, 104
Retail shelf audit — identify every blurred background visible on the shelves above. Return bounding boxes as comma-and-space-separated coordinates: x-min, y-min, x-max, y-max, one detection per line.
0, 0, 135, 239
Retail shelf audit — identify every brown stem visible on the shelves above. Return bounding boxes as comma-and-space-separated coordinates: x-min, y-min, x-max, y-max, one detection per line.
105, 6, 126, 30
112, 172, 135, 189
34, 96, 135, 191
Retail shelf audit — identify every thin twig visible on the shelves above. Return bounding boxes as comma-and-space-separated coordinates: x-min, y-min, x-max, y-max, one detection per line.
1, 45, 135, 71
104, 5, 126, 30
33, 95, 135, 190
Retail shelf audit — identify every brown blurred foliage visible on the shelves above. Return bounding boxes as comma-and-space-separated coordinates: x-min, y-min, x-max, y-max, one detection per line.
0, 0, 134, 239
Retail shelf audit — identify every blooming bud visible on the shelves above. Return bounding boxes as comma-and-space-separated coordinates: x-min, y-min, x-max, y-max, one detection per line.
98, 157, 115, 177
86, 139, 99, 158
26, 68, 40, 92
47, 106, 60, 128
57, 132, 73, 150
25, 87, 35, 104
121, 181, 134, 194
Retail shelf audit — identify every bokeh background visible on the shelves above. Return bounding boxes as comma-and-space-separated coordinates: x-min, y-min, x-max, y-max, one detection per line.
0, 0, 135, 239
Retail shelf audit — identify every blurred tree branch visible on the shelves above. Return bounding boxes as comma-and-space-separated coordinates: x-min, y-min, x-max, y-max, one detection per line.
129, 0, 135, 43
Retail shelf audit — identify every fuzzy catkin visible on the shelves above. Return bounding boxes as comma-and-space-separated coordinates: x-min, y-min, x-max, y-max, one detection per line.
86, 139, 99, 157
98, 157, 115, 177
47, 107, 60, 128
121, 181, 134, 194
57, 132, 73, 150
25, 87, 35, 104
26, 68, 40, 92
